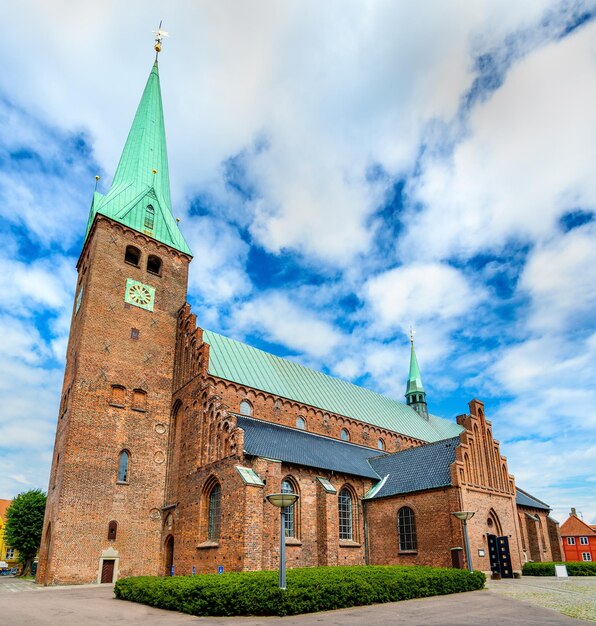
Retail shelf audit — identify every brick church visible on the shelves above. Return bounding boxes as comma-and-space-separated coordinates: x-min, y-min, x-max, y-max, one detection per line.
37, 44, 563, 586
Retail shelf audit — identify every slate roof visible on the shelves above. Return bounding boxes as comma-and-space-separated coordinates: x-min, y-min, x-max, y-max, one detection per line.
366, 438, 460, 499
515, 488, 550, 511
237, 415, 382, 479
205, 330, 462, 443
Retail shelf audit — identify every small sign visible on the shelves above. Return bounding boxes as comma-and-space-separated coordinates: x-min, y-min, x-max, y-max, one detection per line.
218, 565, 224, 574
170, 565, 175, 576
192, 565, 196, 575
478, 549, 485, 557
555, 564, 568, 578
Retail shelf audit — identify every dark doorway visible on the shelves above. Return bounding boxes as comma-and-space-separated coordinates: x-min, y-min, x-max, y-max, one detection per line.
100, 559, 115, 583
164, 535, 174, 576
488, 534, 513, 578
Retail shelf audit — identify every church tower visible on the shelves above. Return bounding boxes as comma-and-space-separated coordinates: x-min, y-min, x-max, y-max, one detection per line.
38, 35, 191, 585
405, 333, 429, 420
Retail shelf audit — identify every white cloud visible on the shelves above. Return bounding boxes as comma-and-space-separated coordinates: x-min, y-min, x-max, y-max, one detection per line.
231, 292, 343, 358
365, 263, 480, 332
520, 222, 596, 332
402, 20, 596, 261
184, 216, 252, 304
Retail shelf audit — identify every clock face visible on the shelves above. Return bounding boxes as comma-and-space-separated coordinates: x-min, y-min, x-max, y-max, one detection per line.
125, 279, 155, 312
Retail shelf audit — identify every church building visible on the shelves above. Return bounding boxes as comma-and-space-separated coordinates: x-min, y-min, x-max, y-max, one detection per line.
37, 41, 562, 586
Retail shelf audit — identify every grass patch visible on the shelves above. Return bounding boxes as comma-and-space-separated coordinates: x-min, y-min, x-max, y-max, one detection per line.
114, 565, 485, 617
523, 561, 596, 576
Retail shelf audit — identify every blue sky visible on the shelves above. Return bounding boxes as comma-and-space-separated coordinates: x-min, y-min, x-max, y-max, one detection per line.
1, 0, 595, 525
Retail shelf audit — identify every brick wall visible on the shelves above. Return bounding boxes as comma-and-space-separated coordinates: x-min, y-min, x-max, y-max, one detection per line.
37, 217, 190, 584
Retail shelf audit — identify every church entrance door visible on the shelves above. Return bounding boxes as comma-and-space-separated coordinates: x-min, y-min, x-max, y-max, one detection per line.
488, 534, 513, 578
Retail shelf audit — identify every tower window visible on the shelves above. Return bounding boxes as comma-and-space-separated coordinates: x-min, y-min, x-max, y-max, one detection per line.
296, 416, 306, 430
107, 520, 118, 541
110, 385, 126, 407
125, 246, 141, 266
340, 428, 350, 442
147, 255, 162, 275
239, 400, 252, 416
377, 438, 385, 451
144, 204, 155, 230
132, 389, 147, 412
117, 450, 130, 483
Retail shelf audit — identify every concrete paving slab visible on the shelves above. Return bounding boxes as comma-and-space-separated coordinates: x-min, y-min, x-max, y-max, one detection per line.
2, 579, 586, 626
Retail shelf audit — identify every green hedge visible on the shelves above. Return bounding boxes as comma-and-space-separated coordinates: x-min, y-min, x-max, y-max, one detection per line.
114, 565, 485, 617
523, 561, 596, 576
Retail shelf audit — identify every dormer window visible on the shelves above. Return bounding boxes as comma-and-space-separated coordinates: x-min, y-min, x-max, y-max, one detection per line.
144, 204, 155, 230
125, 246, 141, 267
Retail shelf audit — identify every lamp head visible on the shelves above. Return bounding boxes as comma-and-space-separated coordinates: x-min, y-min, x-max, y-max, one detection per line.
266, 493, 299, 508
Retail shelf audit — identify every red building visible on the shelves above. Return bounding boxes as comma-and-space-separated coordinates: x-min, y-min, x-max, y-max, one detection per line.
560, 509, 595, 562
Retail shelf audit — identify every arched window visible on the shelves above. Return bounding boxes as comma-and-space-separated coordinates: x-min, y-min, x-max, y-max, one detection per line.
239, 400, 252, 416
132, 389, 147, 411
144, 204, 155, 230
125, 245, 141, 266
398, 506, 417, 552
281, 478, 299, 539
296, 416, 306, 430
377, 438, 385, 451
117, 450, 130, 483
147, 255, 162, 275
207, 482, 221, 541
338, 487, 354, 540
340, 428, 350, 442
107, 520, 118, 541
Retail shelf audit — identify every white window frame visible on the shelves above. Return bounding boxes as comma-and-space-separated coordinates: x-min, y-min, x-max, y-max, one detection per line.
579, 536, 589, 545
567, 537, 576, 545
581, 552, 592, 561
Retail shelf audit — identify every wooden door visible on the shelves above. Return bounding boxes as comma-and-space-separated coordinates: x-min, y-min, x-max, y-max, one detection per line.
101, 559, 115, 583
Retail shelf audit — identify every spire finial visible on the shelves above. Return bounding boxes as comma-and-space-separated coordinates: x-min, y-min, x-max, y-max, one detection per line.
409, 326, 416, 344
153, 20, 169, 62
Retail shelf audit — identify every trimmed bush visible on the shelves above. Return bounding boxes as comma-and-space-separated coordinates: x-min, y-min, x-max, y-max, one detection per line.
114, 565, 485, 617
523, 561, 596, 577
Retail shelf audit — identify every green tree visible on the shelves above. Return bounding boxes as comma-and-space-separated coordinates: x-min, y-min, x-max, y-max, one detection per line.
5, 489, 47, 576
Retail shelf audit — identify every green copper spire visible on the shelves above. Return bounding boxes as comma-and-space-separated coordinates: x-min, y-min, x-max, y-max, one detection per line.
85, 60, 191, 256
405, 331, 428, 419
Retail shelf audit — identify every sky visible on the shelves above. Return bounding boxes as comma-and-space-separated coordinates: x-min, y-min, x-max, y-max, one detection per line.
1, 0, 595, 525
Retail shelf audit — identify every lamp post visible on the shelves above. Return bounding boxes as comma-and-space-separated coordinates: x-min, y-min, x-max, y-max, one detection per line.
266, 492, 299, 590
452, 511, 476, 572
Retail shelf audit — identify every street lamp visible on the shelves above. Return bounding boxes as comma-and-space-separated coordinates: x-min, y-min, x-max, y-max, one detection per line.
266, 492, 299, 590
452, 511, 476, 572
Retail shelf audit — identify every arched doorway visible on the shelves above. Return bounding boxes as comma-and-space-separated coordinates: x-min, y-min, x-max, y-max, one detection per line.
164, 535, 174, 576
486, 511, 513, 578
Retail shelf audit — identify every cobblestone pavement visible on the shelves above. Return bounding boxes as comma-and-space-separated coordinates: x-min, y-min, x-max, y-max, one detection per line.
487, 576, 596, 622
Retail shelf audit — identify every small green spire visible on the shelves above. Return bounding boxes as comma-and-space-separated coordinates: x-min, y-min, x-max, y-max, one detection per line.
85, 60, 191, 256
405, 331, 428, 419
